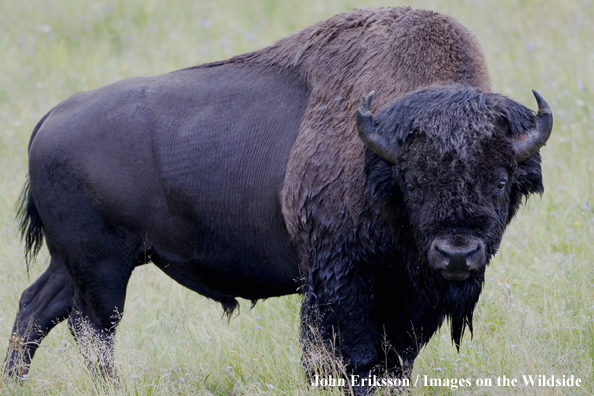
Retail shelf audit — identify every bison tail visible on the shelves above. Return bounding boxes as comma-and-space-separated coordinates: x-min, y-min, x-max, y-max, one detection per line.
17, 108, 54, 272
16, 177, 44, 273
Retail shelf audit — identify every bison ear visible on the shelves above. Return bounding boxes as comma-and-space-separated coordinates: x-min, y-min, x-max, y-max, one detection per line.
501, 92, 548, 198
517, 151, 544, 196
356, 91, 400, 164
506, 150, 543, 225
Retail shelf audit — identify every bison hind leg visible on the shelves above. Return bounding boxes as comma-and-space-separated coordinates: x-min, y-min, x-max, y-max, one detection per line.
3, 247, 74, 379
66, 270, 131, 381
55, 228, 139, 380
67, 305, 119, 380
64, 245, 138, 381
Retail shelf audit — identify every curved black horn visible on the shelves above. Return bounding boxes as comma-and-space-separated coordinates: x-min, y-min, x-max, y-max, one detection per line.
513, 90, 553, 163
356, 91, 397, 163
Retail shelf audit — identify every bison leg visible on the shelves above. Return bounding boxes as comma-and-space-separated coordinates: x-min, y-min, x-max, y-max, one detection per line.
3, 245, 74, 379
300, 284, 382, 395
299, 264, 423, 395
67, 290, 120, 379
62, 247, 135, 380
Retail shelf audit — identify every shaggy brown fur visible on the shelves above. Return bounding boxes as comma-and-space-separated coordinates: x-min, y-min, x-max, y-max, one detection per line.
226, 6, 496, 385
254, 7, 490, 256
199, 7, 491, 244
198, 5, 499, 384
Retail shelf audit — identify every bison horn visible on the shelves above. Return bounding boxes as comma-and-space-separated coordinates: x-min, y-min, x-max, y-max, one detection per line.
513, 90, 553, 163
356, 91, 397, 163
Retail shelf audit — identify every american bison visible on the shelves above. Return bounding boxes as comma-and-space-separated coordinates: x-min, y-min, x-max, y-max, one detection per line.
4, 6, 552, 394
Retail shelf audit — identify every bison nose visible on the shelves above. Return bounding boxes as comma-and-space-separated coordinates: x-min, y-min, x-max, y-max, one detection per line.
428, 237, 486, 281
437, 245, 479, 271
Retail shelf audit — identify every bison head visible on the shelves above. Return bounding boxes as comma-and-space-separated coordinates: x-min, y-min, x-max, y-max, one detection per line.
359, 86, 552, 343
359, 86, 551, 281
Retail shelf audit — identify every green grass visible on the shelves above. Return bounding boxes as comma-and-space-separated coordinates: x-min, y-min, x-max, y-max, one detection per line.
1, 0, 593, 395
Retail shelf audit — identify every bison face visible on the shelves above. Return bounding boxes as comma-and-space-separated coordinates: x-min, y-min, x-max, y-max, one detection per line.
396, 131, 515, 282
359, 86, 551, 282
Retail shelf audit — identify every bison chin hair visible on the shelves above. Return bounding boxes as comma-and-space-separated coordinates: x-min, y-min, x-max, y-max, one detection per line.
440, 269, 485, 349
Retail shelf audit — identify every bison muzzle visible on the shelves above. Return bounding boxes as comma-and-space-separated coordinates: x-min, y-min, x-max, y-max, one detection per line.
428, 236, 486, 281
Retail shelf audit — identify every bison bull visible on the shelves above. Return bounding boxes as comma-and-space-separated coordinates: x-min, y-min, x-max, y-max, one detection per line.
4, 6, 552, 393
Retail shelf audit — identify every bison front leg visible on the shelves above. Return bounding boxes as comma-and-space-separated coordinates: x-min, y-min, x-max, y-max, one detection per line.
299, 266, 385, 396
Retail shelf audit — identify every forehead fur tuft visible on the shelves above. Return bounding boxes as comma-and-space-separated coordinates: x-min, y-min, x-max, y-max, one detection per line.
375, 85, 535, 161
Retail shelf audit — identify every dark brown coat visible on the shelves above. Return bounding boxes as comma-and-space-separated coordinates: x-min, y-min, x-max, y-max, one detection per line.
6, 8, 552, 395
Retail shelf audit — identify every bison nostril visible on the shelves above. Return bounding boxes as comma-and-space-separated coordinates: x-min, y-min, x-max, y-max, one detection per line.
435, 246, 450, 258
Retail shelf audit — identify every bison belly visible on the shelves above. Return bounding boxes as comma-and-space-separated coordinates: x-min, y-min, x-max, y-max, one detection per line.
28, 63, 309, 304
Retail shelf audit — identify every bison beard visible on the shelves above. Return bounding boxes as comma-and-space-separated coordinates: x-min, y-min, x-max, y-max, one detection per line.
5, 6, 552, 395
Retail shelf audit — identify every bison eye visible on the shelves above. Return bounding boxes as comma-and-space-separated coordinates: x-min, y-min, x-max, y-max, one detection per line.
493, 178, 507, 195
404, 173, 421, 198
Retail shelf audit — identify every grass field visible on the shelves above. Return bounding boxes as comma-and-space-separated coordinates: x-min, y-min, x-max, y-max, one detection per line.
1, 0, 593, 395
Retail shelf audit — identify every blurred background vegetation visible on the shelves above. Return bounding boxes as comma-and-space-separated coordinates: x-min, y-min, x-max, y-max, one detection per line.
0, 0, 592, 395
